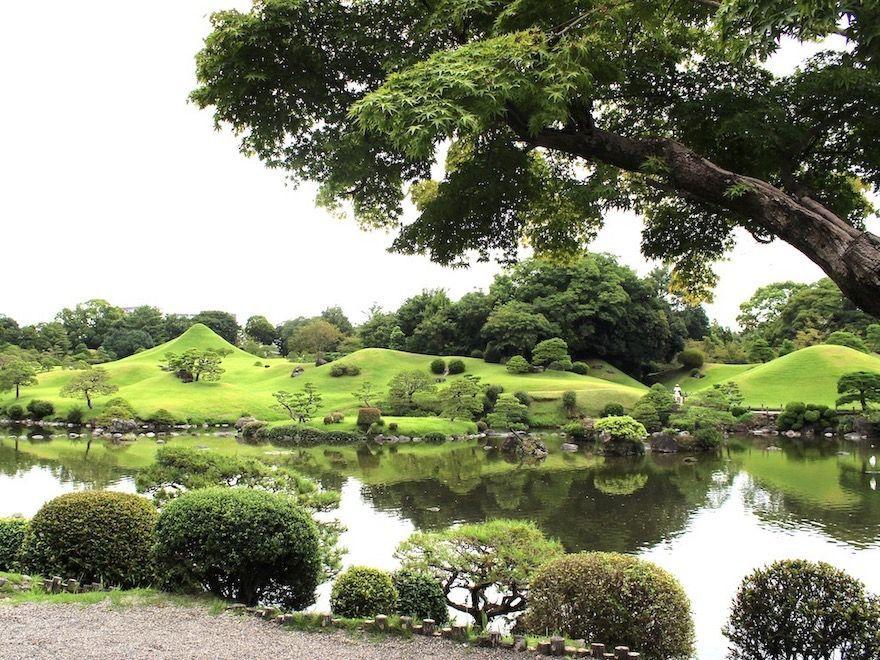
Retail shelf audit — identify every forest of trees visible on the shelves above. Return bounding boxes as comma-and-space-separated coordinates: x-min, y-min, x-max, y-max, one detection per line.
1, 254, 877, 379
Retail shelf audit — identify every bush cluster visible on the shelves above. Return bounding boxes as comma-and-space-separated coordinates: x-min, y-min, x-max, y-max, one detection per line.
357, 407, 382, 428
393, 568, 448, 623
525, 553, 694, 660
601, 402, 625, 418
66, 407, 85, 425
505, 355, 531, 374
678, 349, 704, 369
0, 518, 28, 572
323, 412, 345, 425
564, 421, 589, 440
6, 404, 24, 421
570, 361, 589, 375
724, 560, 879, 659
777, 401, 838, 431
329, 363, 361, 377
330, 566, 398, 618
23, 491, 157, 587
561, 391, 578, 416
447, 359, 465, 375
154, 488, 321, 609
26, 400, 54, 421
257, 424, 360, 446
547, 357, 573, 371
149, 408, 177, 426
423, 431, 447, 443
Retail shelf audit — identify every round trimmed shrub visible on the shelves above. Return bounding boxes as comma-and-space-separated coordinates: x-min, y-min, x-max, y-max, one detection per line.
564, 421, 589, 440
514, 391, 533, 407
26, 399, 54, 421
547, 357, 573, 371
357, 407, 382, 429
505, 355, 531, 374
154, 487, 321, 609
601, 402, 625, 418
393, 568, 448, 623
429, 358, 446, 375
6, 404, 24, 421
149, 408, 177, 426
0, 518, 28, 572
525, 553, 694, 660
571, 361, 589, 375
447, 359, 465, 375
724, 559, 880, 659
24, 491, 157, 587
677, 349, 704, 370
331, 566, 397, 618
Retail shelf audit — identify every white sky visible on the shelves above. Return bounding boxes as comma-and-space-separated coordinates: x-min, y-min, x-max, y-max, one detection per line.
1, 2, 874, 329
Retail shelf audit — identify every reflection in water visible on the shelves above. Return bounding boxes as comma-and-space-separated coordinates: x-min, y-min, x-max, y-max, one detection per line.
1, 432, 879, 657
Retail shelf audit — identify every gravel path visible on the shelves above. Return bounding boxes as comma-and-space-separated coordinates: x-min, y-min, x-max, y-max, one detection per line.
0, 602, 518, 660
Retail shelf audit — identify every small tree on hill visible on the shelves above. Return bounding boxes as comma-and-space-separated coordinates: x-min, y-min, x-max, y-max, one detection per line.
351, 381, 378, 408
60, 368, 118, 409
837, 372, 880, 411
531, 338, 570, 367
487, 394, 530, 431
164, 348, 231, 382
439, 376, 483, 421
0, 358, 38, 399
387, 370, 435, 414
273, 383, 322, 424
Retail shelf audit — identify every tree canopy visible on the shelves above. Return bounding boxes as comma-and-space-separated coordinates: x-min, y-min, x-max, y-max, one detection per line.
193, 0, 880, 315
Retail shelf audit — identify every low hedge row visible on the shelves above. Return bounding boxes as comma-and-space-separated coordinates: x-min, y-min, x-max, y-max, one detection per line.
255, 424, 360, 446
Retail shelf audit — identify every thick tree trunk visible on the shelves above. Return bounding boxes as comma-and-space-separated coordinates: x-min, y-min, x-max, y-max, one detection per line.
522, 125, 880, 317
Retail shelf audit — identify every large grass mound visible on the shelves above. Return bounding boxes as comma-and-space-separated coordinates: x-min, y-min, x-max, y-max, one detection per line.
662, 345, 880, 409
724, 345, 880, 409
2, 324, 646, 429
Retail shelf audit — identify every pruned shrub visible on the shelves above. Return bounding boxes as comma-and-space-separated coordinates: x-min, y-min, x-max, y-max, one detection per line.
66, 407, 85, 425
257, 424, 359, 446
571, 361, 589, 375
724, 559, 880, 660
330, 363, 361, 377
393, 568, 448, 623
447, 359, 465, 375
470, 349, 484, 359
601, 402, 625, 418
561, 390, 578, 416
423, 431, 447, 443
154, 487, 321, 609
330, 566, 397, 618
0, 518, 28, 572
777, 401, 838, 431
531, 337, 570, 367
476, 420, 488, 432
505, 355, 531, 374
483, 344, 502, 363
6, 404, 24, 421
149, 408, 177, 427
564, 421, 589, 440
26, 399, 54, 421
678, 349, 704, 370
24, 491, 157, 587
388, 422, 398, 432
547, 357, 573, 371
631, 401, 661, 433
323, 412, 344, 425
357, 407, 382, 429
514, 391, 533, 407
525, 553, 694, 660
429, 358, 446, 375
241, 420, 268, 441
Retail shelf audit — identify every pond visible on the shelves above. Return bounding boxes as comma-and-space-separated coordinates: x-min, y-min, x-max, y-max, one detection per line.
1, 429, 879, 658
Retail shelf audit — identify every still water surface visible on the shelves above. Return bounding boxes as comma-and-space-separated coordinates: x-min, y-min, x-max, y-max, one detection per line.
1, 430, 878, 657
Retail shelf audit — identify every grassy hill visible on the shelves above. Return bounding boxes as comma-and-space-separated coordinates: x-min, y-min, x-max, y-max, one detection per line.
657, 363, 757, 394
661, 345, 880, 409
2, 324, 647, 431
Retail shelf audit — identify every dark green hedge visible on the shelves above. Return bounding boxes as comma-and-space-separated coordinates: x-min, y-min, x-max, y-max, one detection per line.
23, 491, 157, 587
0, 518, 28, 572
393, 568, 448, 623
154, 487, 321, 609
256, 424, 360, 446
331, 566, 397, 618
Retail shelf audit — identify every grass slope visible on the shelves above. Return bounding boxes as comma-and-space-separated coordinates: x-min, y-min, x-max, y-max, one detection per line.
657, 363, 757, 394
725, 345, 880, 409
2, 324, 646, 427
661, 345, 880, 409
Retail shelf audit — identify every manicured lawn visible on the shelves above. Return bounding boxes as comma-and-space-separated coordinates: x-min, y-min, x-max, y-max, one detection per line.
656, 363, 757, 396
658, 345, 880, 409
1, 324, 647, 425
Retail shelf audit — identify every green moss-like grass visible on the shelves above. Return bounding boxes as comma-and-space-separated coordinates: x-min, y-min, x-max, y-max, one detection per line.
2, 324, 647, 426
659, 345, 880, 408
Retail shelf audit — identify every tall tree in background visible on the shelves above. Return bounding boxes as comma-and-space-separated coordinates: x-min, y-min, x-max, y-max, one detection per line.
192, 310, 240, 345
320, 306, 353, 335
245, 315, 278, 346
193, 0, 880, 315
57, 299, 125, 349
